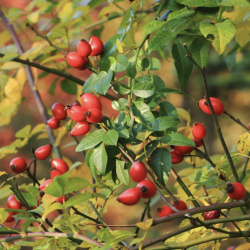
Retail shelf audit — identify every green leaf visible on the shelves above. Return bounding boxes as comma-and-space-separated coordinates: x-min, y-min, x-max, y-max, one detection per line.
220, 0, 250, 6
116, 126, 129, 139
151, 148, 172, 185
137, 140, 159, 161
200, 19, 236, 55
27, 185, 40, 198
161, 133, 195, 146
64, 177, 91, 194
111, 98, 128, 111
133, 76, 155, 98
159, 101, 179, 118
82, 70, 114, 95
76, 130, 105, 151
64, 193, 93, 208
152, 117, 180, 131
49, 77, 59, 96
168, 7, 195, 21
116, 159, 129, 185
119, 82, 130, 95
60, 79, 77, 95
190, 37, 210, 68
141, 58, 150, 71
115, 54, 128, 72
175, 0, 219, 7
235, 21, 250, 47
0, 53, 18, 63
21, 219, 39, 232
156, 88, 193, 99
45, 180, 62, 197
103, 130, 119, 146
142, 20, 164, 35
93, 143, 108, 174
126, 62, 137, 78
172, 40, 193, 90
148, 58, 161, 71
132, 101, 155, 126
106, 230, 134, 246
88, 0, 106, 9
15, 125, 31, 138
16, 193, 37, 207
0, 74, 8, 89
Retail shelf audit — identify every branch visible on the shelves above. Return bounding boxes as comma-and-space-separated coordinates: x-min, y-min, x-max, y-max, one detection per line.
0, 10, 62, 159
224, 111, 250, 133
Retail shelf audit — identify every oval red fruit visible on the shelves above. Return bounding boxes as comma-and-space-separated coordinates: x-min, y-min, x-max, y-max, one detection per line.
85, 108, 103, 123
117, 188, 141, 206
7, 195, 21, 209
10, 157, 27, 173
5, 212, 16, 223
170, 150, 183, 164
39, 179, 52, 191
47, 117, 60, 129
137, 180, 157, 199
66, 105, 86, 122
130, 161, 147, 183
192, 122, 207, 139
50, 159, 69, 173
56, 196, 67, 204
66, 52, 85, 68
80, 93, 102, 111
157, 206, 175, 218
72, 100, 81, 106
70, 121, 90, 136
89, 36, 104, 56
50, 168, 63, 180
77, 39, 92, 57
174, 145, 193, 155
76, 57, 89, 70
192, 137, 203, 148
198, 98, 224, 115
227, 182, 246, 200
173, 200, 187, 210
204, 210, 220, 220
52, 103, 67, 120
35, 144, 52, 160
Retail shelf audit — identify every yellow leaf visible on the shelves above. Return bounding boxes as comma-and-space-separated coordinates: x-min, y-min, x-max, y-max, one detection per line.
237, 132, 250, 155
1, 62, 22, 70
223, 6, 250, 24
37, 132, 49, 139
54, 126, 68, 147
58, 2, 73, 23
235, 21, 250, 47
27, 10, 40, 23
116, 39, 124, 53
0, 30, 11, 47
176, 108, 191, 122
41, 54, 65, 65
42, 202, 63, 220
0, 171, 7, 177
235, 243, 250, 250
30, 123, 46, 136
136, 218, 153, 231
20, 46, 42, 60
0, 98, 17, 117
16, 68, 27, 86
0, 208, 8, 223
4, 78, 22, 103
42, 194, 57, 209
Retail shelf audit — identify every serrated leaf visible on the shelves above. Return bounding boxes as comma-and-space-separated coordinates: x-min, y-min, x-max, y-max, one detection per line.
133, 77, 155, 98
175, 0, 219, 7
103, 130, 119, 146
64, 177, 91, 194
148, 58, 161, 71
82, 70, 113, 95
111, 98, 128, 111
76, 130, 105, 151
64, 193, 93, 208
151, 148, 172, 185
42, 203, 63, 220
142, 20, 164, 35
126, 62, 137, 78
60, 79, 77, 95
200, 19, 236, 55
152, 117, 180, 131
168, 7, 195, 21
172, 40, 193, 90
132, 101, 155, 125
159, 101, 179, 118
116, 159, 129, 185
161, 133, 195, 146
93, 143, 108, 174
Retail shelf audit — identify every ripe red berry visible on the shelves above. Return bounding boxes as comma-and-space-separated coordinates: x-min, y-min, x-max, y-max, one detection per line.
173, 200, 187, 210
39, 179, 52, 191
80, 93, 102, 111
66, 52, 85, 68
157, 206, 175, 218
35, 144, 52, 160
50, 168, 63, 180
5, 212, 16, 223
72, 100, 81, 106
85, 108, 103, 123
174, 145, 193, 155
227, 182, 246, 200
56, 196, 67, 204
137, 180, 157, 199
7, 195, 21, 209
50, 159, 69, 173
170, 150, 183, 164
77, 39, 92, 57
66, 105, 86, 122
76, 57, 89, 70
204, 210, 220, 220
130, 161, 147, 183
192, 137, 203, 148
47, 117, 60, 129
89, 36, 104, 56
70, 121, 90, 136
198, 98, 224, 115
52, 103, 67, 120
192, 122, 207, 139
117, 188, 141, 206
10, 157, 27, 173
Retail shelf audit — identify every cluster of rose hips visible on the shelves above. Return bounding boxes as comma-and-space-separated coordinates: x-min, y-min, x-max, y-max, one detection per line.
117, 161, 157, 205
47, 93, 103, 136
6, 144, 69, 222
66, 36, 104, 70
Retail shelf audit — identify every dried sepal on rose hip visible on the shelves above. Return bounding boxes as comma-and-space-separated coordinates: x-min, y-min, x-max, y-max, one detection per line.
137, 179, 157, 199
226, 182, 246, 200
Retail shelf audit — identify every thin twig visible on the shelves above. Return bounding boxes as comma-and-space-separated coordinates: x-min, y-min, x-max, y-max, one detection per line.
224, 111, 250, 133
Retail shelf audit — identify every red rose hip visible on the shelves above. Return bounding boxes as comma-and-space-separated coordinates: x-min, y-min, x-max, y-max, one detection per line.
192, 122, 207, 139
85, 108, 103, 123
192, 137, 203, 148
66, 105, 86, 122
35, 144, 52, 160
157, 206, 175, 218
50, 159, 69, 173
7, 195, 21, 209
39, 179, 52, 191
170, 150, 183, 164
130, 161, 147, 183
174, 145, 193, 155
137, 180, 157, 199
204, 210, 220, 220
50, 168, 63, 180
10, 157, 27, 173
173, 200, 187, 210
47, 117, 60, 129
198, 97, 224, 116
227, 182, 246, 200
89, 36, 104, 56
117, 188, 141, 206
66, 52, 85, 68
5, 212, 16, 223
52, 103, 67, 120
80, 93, 102, 111
70, 121, 90, 136
77, 39, 92, 57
